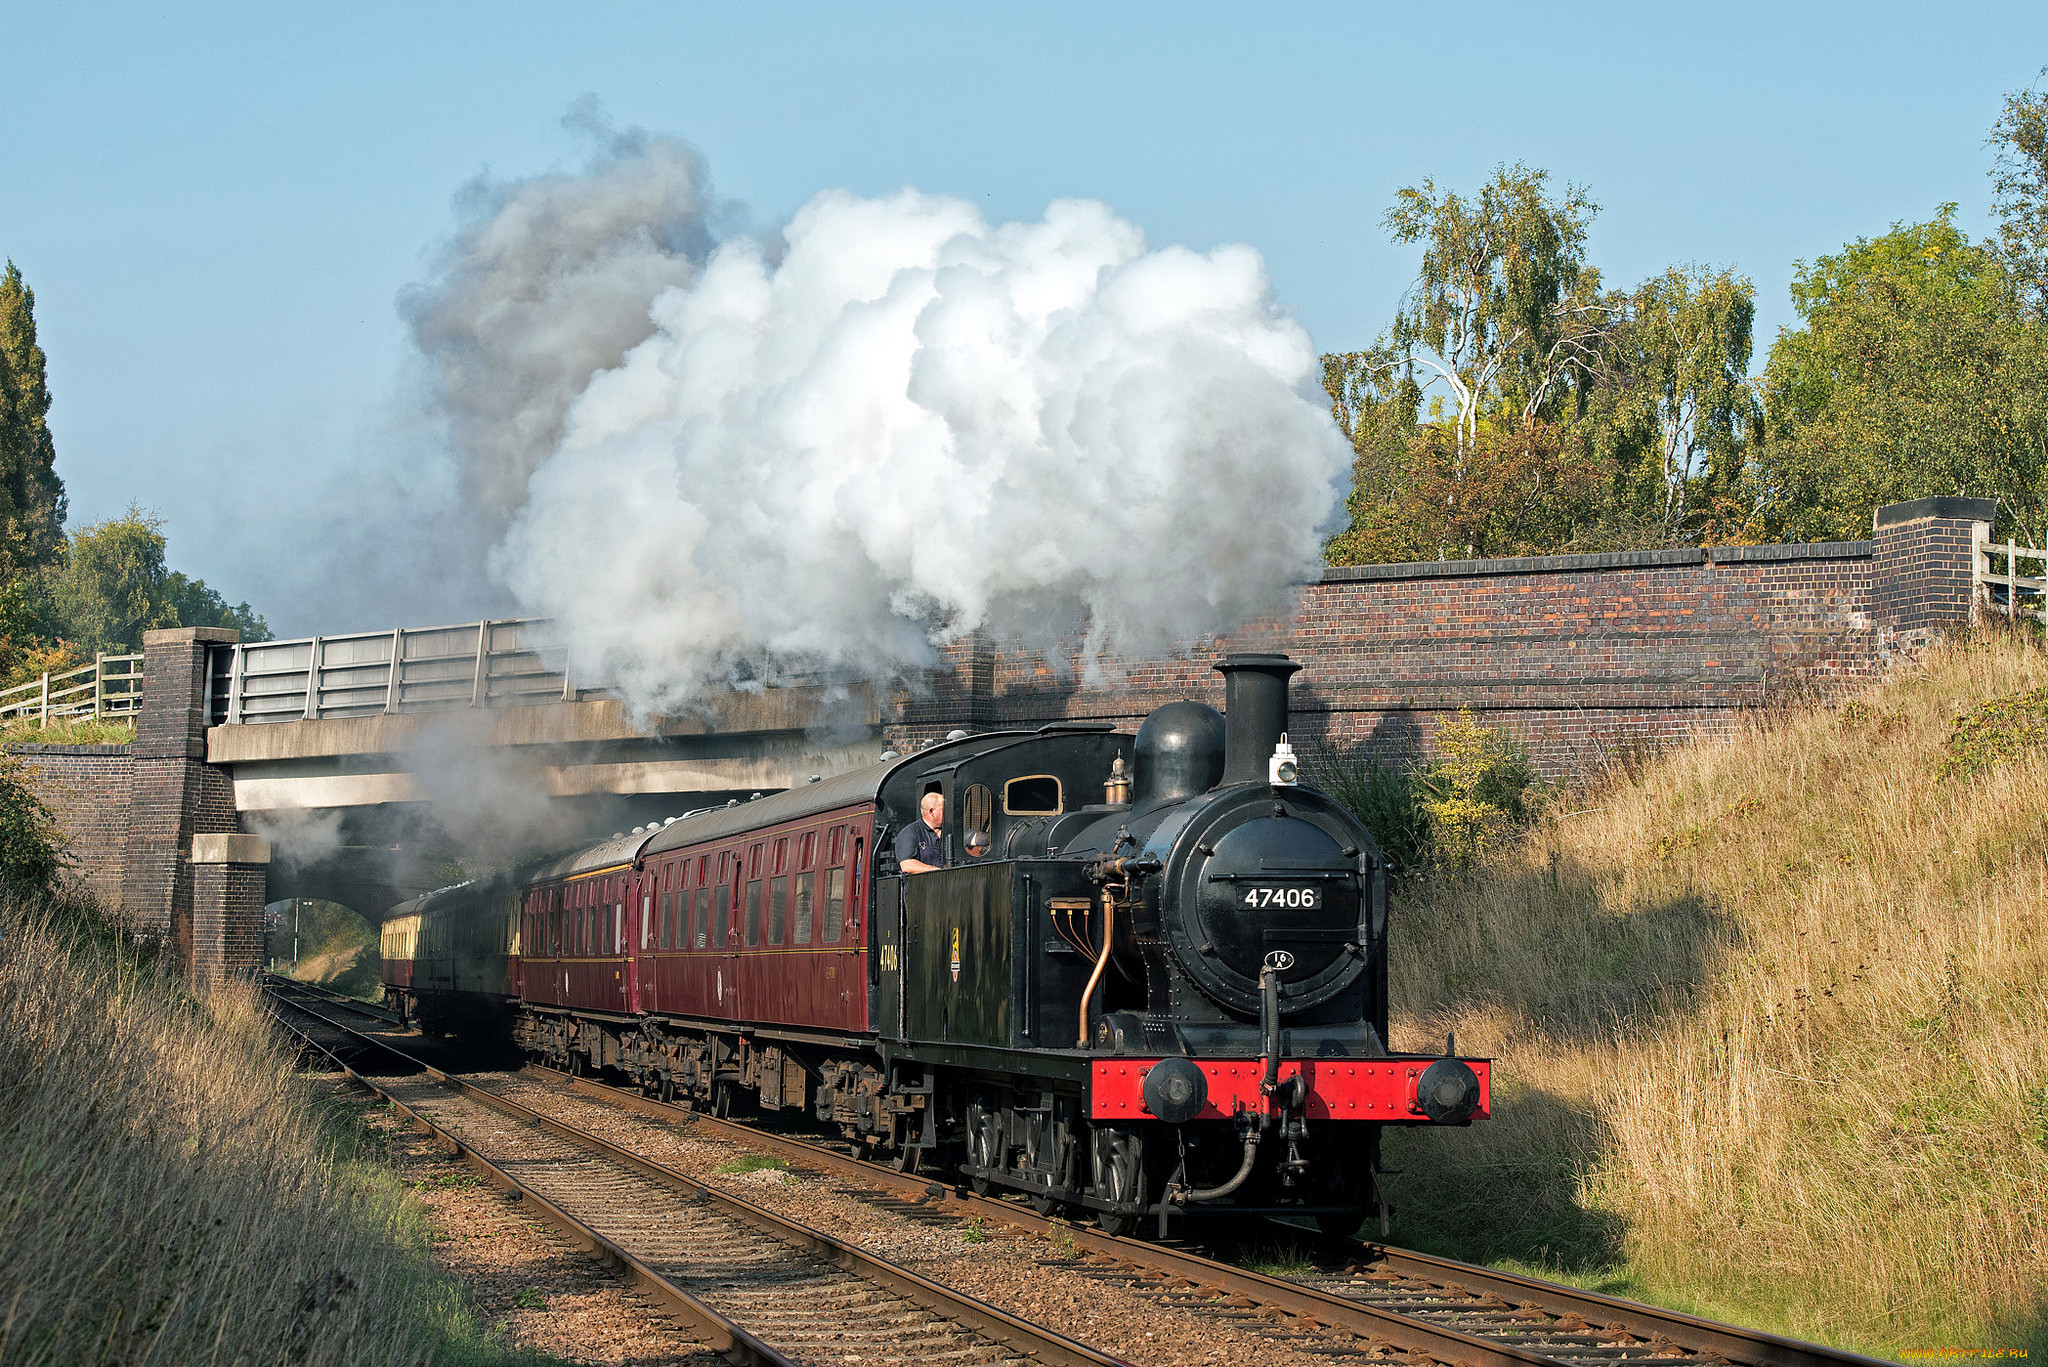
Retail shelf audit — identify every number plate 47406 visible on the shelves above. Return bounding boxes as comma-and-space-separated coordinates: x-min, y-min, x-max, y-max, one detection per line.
1241, 886, 1321, 910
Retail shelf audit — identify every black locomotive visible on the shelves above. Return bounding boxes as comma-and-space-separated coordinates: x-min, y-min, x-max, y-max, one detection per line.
382, 653, 1490, 1237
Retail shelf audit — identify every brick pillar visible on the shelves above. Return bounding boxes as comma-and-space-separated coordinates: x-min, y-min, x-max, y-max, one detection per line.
191, 833, 271, 983
121, 626, 258, 976
1872, 497, 1995, 649
890, 630, 996, 749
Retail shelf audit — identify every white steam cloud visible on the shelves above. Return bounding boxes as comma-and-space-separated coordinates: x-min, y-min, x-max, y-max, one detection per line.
415, 108, 1350, 714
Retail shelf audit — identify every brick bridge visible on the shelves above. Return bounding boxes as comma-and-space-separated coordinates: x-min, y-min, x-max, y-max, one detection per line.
9, 496, 2009, 981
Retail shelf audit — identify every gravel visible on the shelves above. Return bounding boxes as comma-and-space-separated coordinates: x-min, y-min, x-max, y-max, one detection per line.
333, 1076, 725, 1367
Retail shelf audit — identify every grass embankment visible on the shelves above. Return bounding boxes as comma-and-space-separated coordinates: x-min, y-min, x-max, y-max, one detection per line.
0, 891, 556, 1366
1381, 633, 2048, 1358
269, 899, 382, 998
0, 717, 135, 746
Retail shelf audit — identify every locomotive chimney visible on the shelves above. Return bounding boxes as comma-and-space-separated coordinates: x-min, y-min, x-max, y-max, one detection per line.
1214, 653, 1301, 787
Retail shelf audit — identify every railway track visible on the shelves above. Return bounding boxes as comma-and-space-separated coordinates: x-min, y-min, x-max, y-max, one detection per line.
263, 981, 1132, 1367
516, 1058, 1895, 1367
260, 979, 1890, 1367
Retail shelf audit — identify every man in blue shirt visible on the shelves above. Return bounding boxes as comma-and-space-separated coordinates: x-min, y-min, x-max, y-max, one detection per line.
894, 792, 946, 873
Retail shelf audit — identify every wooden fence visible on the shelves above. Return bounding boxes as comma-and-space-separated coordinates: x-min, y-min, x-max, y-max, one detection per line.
0, 654, 145, 729
1977, 537, 2047, 630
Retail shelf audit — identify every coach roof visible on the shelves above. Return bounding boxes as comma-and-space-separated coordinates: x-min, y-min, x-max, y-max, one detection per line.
527, 831, 654, 884
638, 728, 1041, 861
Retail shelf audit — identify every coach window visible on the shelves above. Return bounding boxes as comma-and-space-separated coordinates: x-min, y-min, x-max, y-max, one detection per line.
713, 880, 732, 947
773, 837, 788, 876
1004, 775, 1062, 816
793, 869, 814, 943
749, 843, 762, 879
797, 830, 814, 868
827, 825, 845, 866
694, 884, 710, 949
745, 879, 762, 946
823, 865, 845, 943
768, 874, 787, 944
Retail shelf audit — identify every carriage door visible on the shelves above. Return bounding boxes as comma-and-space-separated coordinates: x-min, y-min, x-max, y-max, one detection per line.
627, 868, 647, 1015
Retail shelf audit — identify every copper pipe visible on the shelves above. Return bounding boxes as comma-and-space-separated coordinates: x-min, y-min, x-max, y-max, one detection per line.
1077, 886, 1118, 1048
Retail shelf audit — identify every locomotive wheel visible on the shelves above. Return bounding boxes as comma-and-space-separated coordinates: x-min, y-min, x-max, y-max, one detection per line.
891, 1144, 920, 1175
965, 1096, 1002, 1196
1024, 1107, 1067, 1216
1090, 1126, 1147, 1236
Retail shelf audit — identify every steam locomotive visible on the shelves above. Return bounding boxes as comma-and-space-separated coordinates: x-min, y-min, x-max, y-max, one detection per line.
380, 654, 1489, 1236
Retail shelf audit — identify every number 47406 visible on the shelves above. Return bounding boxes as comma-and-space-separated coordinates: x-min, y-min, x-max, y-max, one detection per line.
1242, 887, 1320, 909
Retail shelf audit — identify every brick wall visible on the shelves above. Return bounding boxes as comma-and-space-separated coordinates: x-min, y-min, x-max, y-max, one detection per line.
8, 745, 133, 908
888, 503, 1990, 776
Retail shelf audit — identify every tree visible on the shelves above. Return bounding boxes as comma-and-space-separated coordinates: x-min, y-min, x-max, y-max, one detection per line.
1991, 71, 2048, 318
44, 506, 270, 657
0, 262, 66, 580
1584, 266, 1760, 541
1758, 209, 2048, 544
1325, 166, 1620, 561
1378, 164, 1609, 477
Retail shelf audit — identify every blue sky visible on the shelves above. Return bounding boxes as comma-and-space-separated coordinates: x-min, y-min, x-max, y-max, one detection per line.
6, 2, 2046, 632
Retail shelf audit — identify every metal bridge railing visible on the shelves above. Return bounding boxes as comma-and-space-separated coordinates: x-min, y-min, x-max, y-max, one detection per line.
0, 653, 145, 729
208, 618, 582, 725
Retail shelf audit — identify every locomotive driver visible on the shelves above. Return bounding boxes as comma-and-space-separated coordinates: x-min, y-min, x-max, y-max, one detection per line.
895, 791, 946, 873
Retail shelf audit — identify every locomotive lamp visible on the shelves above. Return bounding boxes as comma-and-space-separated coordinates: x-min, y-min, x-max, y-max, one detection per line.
1269, 733, 1299, 786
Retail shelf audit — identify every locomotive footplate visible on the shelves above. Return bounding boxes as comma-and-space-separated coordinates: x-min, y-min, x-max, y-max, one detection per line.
1089, 1056, 1492, 1124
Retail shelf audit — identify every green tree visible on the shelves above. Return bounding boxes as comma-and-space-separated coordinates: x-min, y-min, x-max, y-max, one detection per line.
1991, 71, 2048, 317
1585, 265, 1761, 542
0, 262, 66, 581
1325, 165, 1618, 561
1759, 209, 2048, 544
163, 570, 269, 641
45, 506, 270, 656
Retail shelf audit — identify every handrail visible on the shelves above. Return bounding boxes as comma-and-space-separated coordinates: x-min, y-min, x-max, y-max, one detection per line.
1976, 538, 2047, 628
0, 652, 144, 730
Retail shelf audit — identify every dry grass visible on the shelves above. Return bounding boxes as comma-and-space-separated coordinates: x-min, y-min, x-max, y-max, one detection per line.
0, 717, 135, 747
1382, 632, 2048, 1358
0, 889, 550, 1366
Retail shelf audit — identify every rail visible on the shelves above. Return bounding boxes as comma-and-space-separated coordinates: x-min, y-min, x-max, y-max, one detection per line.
208, 617, 578, 725
535, 1063, 1894, 1367
0, 652, 143, 729
264, 982, 1131, 1367
1976, 536, 2046, 629
208, 618, 821, 725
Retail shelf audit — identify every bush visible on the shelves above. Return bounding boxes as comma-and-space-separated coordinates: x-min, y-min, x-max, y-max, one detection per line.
0, 752, 67, 889
1309, 712, 1538, 872
1306, 748, 1429, 871
1412, 710, 1539, 865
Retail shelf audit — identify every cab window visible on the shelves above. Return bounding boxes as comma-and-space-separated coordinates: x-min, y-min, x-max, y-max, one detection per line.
1004, 774, 1062, 815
